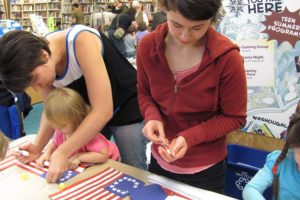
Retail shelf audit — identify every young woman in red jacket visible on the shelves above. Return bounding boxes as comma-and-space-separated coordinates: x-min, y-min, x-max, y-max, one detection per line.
137, 0, 247, 194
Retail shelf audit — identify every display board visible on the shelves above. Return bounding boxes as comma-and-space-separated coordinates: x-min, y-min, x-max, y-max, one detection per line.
218, 0, 300, 138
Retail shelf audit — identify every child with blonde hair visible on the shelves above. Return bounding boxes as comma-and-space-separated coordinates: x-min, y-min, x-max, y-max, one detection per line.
243, 113, 300, 200
37, 88, 119, 169
0, 131, 8, 160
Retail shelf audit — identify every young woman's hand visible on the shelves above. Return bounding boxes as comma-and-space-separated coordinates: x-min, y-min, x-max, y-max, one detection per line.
142, 120, 167, 145
12, 143, 41, 164
46, 150, 69, 183
158, 136, 187, 163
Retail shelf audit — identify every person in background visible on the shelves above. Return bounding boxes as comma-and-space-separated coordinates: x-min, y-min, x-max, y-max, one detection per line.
137, 0, 247, 193
124, 25, 137, 58
111, 0, 128, 14
0, 25, 147, 183
243, 113, 300, 200
136, 21, 149, 45
108, 8, 137, 57
0, 130, 8, 161
54, 21, 61, 31
36, 88, 119, 169
0, 10, 4, 20
132, 1, 149, 27
71, 3, 84, 25
150, 1, 167, 31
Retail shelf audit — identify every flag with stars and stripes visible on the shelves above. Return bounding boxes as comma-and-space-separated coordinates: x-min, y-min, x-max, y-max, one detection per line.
104, 174, 145, 198
49, 167, 145, 200
0, 137, 90, 183
15, 161, 90, 183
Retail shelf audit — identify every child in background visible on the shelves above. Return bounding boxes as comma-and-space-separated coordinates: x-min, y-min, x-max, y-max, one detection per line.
243, 113, 300, 200
36, 88, 119, 169
136, 21, 149, 45
0, 130, 8, 160
124, 25, 137, 58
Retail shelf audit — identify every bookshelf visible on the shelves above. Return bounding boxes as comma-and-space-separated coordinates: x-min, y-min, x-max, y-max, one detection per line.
6, 0, 157, 30
61, 0, 157, 29
61, 0, 94, 29
9, 0, 62, 30
0, 0, 6, 19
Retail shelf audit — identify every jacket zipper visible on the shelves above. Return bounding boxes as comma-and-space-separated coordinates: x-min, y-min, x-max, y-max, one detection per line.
170, 73, 178, 130
174, 84, 178, 94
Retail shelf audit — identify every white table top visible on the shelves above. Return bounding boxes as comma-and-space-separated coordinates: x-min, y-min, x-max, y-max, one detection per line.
0, 135, 236, 200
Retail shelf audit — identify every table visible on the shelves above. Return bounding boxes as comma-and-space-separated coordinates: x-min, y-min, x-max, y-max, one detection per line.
0, 135, 236, 200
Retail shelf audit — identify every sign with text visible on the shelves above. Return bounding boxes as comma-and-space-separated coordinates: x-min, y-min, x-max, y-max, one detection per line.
262, 8, 300, 47
220, 0, 300, 138
237, 40, 275, 87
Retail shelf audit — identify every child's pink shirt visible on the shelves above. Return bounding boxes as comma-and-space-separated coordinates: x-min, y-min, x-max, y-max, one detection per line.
52, 130, 119, 161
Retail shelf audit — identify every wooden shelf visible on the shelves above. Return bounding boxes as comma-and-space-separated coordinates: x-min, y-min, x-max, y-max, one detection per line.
8, 0, 62, 29
61, 0, 157, 28
4, 0, 157, 30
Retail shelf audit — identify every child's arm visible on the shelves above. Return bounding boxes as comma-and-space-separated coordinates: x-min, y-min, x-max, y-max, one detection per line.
36, 143, 57, 167
243, 151, 279, 200
68, 147, 109, 169
242, 166, 273, 200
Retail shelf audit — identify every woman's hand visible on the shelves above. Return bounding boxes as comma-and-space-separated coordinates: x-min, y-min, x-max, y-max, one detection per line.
46, 150, 69, 183
142, 120, 167, 145
158, 136, 188, 163
12, 143, 41, 164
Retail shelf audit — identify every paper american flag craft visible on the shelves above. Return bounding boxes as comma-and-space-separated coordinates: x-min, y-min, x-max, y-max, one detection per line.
0, 139, 30, 171
15, 161, 90, 183
0, 139, 90, 183
49, 167, 145, 200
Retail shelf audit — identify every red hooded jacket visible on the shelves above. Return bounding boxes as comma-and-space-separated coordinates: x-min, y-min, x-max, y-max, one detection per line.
137, 23, 247, 168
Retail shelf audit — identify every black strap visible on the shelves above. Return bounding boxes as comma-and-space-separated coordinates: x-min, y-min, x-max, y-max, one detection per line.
10, 92, 25, 137
116, 14, 120, 28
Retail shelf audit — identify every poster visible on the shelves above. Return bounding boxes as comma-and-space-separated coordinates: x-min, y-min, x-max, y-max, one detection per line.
236, 40, 275, 87
29, 14, 49, 36
219, 0, 300, 138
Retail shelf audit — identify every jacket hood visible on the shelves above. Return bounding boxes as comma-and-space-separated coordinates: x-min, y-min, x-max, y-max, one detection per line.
153, 23, 240, 62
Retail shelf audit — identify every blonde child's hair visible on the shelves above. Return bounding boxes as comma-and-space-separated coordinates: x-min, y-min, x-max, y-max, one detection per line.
0, 131, 8, 160
44, 88, 90, 130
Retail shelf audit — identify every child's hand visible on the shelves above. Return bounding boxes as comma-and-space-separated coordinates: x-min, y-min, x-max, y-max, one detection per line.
68, 157, 80, 170
36, 153, 50, 167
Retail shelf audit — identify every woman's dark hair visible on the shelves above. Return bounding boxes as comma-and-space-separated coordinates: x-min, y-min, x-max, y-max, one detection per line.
127, 25, 136, 34
162, 0, 221, 20
0, 30, 51, 92
72, 3, 79, 8
272, 113, 300, 199
125, 7, 137, 20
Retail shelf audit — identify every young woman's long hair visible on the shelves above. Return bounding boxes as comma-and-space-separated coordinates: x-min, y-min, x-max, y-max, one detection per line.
272, 113, 300, 199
